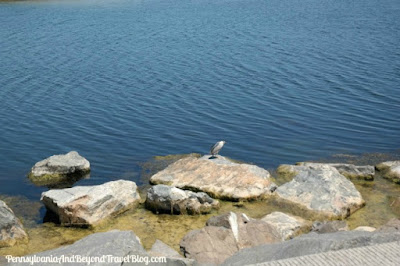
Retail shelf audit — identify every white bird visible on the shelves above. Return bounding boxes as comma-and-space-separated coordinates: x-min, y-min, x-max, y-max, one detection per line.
210, 141, 226, 157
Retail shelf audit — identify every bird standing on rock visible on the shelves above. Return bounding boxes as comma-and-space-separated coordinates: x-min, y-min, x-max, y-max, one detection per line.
210, 141, 226, 158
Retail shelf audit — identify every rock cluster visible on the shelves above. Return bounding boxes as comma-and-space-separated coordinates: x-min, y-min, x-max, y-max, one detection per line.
180, 212, 282, 264
150, 155, 277, 201
41, 180, 141, 227
145, 184, 219, 214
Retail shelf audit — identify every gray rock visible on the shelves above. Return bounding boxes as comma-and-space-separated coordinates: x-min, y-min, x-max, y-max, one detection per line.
377, 218, 400, 232
376, 161, 400, 184
150, 155, 276, 201
148, 240, 196, 266
180, 212, 281, 264
41, 180, 141, 227
261, 212, 311, 240
297, 162, 375, 180
28, 151, 90, 187
311, 220, 349, 233
275, 165, 365, 219
222, 230, 400, 266
0, 200, 28, 247
145, 185, 219, 215
8, 230, 147, 266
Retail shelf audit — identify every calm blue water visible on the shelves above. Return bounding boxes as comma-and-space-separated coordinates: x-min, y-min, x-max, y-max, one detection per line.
0, 0, 399, 199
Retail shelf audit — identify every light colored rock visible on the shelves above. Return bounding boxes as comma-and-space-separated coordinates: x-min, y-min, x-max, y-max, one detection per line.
147, 239, 195, 265
311, 220, 349, 233
28, 151, 90, 186
41, 180, 141, 226
354, 226, 376, 232
180, 212, 281, 264
297, 162, 375, 180
275, 165, 365, 219
261, 212, 311, 240
376, 161, 400, 184
222, 230, 400, 266
150, 155, 276, 201
145, 184, 219, 214
0, 200, 28, 247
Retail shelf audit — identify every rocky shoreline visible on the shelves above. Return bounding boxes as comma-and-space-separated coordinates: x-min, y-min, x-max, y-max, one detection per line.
1, 151, 400, 265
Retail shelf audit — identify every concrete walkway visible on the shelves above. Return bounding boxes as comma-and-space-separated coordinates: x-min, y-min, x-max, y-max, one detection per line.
252, 241, 400, 266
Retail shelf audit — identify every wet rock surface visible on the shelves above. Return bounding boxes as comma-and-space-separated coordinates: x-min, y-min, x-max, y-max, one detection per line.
275, 164, 365, 219
0, 200, 28, 248
222, 230, 400, 266
376, 161, 400, 184
41, 180, 141, 227
28, 151, 90, 187
145, 184, 219, 214
180, 212, 281, 264
261, 212, 311, 240
150, 155, 276, 201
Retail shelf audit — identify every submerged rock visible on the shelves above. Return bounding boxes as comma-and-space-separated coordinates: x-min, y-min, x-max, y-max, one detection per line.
41, 180, 141, 227
180, 212, 281, 264
261, 212, 311, 240
377, 218, 400, 232
28, 151, 90, 187
0, 200, 28, 247
275, 165, 365, 219
297, 162, 375, 180
150, 155, 276, 201
145, 184, 219, 215
311, 220, 349, 233
376, 161, 400, 184
222, 230, 400, 266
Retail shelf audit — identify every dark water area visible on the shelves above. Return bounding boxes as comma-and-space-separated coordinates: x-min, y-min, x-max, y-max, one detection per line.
0, 0, 399, 201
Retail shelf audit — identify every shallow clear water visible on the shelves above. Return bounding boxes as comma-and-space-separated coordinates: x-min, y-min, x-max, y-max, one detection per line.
0, 0, 399, 200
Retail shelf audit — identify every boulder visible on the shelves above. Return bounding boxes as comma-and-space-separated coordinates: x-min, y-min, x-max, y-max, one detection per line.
0, 200, 28, 247
297, 162, 375, 180
311, 220, 349, 233
180, 212, 281, 264
222, 230, 400, 266
275, 165, 365, 219
145, 185, 219, 215
150, 155, 276, 201
261, 212, 311, 240
376, 161, 400, 184
28, 151, 90, 187
41, 180, 141, 227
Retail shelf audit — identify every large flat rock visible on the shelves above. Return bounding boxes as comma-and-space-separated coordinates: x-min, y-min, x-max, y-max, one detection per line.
275, 165, 365, 218
222, 230, 400, 265
28, 151, 90, 187
41, 180, 141, 226
0, 200, 28, 247
150, 155, 276, 201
